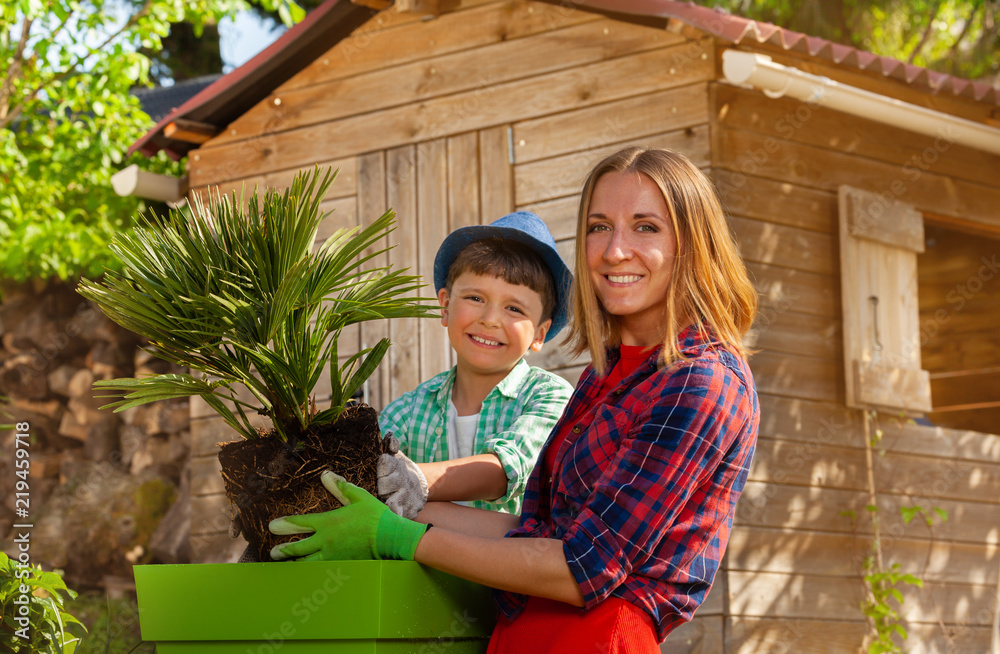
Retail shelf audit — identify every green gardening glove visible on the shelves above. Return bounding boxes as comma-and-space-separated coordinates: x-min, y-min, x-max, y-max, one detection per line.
268, 471, 429, 562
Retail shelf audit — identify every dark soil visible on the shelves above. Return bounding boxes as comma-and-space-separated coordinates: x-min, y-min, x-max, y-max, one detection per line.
217, 403, 384, 561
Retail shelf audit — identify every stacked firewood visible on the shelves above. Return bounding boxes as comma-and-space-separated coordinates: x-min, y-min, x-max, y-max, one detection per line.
0, 280, 191, 589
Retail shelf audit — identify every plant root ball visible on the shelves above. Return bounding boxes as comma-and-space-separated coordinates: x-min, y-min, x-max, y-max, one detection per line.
218, 404, 385, 562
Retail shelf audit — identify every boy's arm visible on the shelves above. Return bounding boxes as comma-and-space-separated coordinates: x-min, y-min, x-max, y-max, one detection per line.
420, 453, 507, 502
416, 374, 571, 504
415, 499, 519, 537
378, 371, 571, 510
479, 373, 573, 505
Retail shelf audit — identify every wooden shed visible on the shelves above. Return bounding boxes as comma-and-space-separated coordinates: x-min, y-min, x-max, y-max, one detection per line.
131, 0, 1000, 650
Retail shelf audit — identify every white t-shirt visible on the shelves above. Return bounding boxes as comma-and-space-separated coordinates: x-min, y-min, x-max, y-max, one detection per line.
447, 400, 482, 508
446, 399, 481, 460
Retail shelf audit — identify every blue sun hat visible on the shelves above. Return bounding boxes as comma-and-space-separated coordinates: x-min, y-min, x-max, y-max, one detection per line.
432, 211, 572, 342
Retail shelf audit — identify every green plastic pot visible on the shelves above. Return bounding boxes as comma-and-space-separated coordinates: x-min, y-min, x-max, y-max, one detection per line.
133, 561, 497, 653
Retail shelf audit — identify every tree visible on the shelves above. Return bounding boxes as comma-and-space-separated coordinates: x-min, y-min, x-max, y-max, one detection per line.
0, 0, 303, 285
138, 0, 310, 86
145, 20, 225, 84
704, 0, 999, 80
245, 0, 325, 31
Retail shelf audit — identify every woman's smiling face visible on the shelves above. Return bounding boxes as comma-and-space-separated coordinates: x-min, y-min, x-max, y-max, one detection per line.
585, 170, 678, 347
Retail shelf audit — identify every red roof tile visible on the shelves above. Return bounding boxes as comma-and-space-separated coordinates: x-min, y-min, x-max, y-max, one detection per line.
572, 0, 998, 105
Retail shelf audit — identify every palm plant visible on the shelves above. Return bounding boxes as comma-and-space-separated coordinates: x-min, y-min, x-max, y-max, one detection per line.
78, 166, 435, 443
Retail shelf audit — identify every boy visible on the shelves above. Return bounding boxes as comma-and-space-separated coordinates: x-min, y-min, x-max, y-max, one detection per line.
377, 212, 573, 518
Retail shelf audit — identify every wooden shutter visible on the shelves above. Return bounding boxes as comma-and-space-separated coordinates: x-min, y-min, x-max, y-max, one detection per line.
838, 186, 932, 413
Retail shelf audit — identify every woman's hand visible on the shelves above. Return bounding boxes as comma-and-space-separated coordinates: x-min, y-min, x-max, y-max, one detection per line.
269, 471, 428, 562
269, 475, 581, 607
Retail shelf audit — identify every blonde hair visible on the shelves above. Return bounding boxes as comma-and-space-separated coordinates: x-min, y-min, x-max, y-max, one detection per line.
567, 146, 757, 374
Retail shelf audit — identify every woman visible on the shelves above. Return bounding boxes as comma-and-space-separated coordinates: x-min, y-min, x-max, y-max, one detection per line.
269, 146, 760, 651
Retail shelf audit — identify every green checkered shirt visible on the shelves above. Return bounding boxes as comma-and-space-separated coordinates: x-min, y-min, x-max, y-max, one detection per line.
378, 359, 573, 514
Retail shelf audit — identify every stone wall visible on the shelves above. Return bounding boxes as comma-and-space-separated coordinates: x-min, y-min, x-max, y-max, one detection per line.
0, 280, 191, 589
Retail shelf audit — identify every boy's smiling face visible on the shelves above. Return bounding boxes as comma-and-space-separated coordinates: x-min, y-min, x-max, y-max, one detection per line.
439, 272, 551, 379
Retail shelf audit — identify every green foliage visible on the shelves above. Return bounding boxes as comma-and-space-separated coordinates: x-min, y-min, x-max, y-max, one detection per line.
0, 552, 85, 654
703, 0, 999, 80
900, 504, 949, 527
0, 0, 303, 284
78, 167, 438, 441
246, 0, 321, 31
70, 592, 150, 654
843, 496, 949, 653
861, 560, 923, 654
0, 395, 13, 431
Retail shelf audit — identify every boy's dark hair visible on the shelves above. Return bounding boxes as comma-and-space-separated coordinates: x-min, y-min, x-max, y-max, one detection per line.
445, 238, 557, 323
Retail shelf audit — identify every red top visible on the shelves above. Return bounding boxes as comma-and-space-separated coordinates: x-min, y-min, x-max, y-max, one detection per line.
541, 344, 653, 477
496, 326, 760, 641
489, 345, 661, 654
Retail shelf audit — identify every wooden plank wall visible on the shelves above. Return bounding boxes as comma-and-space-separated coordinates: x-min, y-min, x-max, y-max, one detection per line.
712, 59, 1000, 652
181, 0, 718, 590
180, 1, 1000, 651
919, 224, 1000, 433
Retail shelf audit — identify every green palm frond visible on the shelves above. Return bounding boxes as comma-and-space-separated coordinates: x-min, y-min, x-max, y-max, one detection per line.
325, 337, 392, 421
79, 166, 438, 441
94, 374, 261, 440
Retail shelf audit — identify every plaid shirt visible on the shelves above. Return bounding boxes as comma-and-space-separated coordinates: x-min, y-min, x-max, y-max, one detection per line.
378, 359, 573, 514
495, 326, 759, 641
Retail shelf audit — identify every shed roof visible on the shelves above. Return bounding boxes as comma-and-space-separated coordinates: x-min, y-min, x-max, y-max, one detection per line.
132, 74, 223, 122
130, 0, 1000, 160
130, 0, 376, 160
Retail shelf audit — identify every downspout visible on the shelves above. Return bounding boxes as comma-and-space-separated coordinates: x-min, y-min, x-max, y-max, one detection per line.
110, 164, 189, 206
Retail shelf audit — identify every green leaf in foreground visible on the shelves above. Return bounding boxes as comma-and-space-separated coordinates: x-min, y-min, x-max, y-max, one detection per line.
79, 167, 438, 441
